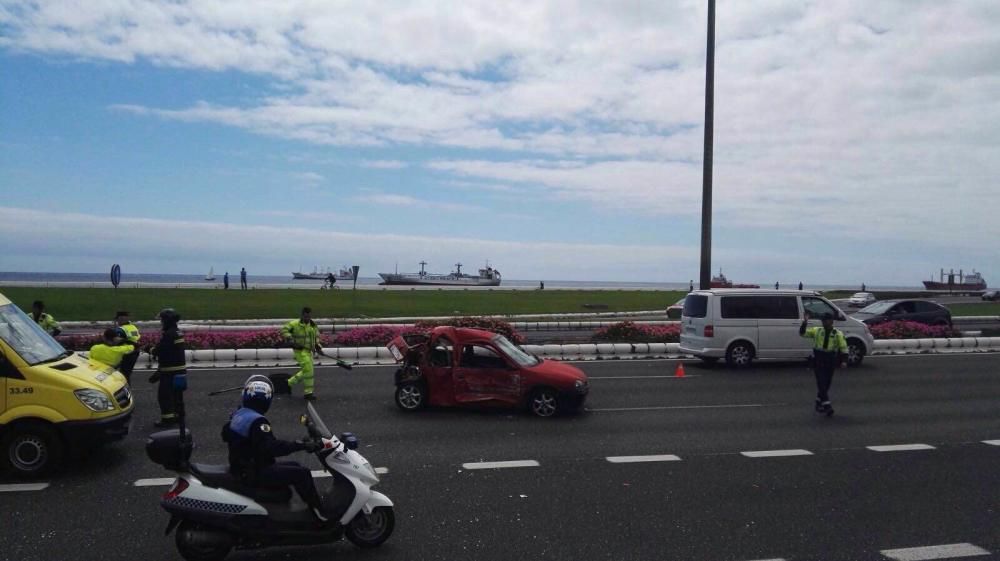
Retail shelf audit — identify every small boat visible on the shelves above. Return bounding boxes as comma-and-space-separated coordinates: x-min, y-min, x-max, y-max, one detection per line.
205, 267, 216, 281
379, 261, 501, 286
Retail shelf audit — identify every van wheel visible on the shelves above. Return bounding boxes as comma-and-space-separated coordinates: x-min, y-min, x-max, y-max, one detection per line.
2, 421, 63, 478
725, 342, 754, 369
847, 339, 865, 367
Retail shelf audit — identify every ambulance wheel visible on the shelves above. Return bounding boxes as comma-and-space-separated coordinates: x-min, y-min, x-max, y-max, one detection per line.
2, 421, 63, 478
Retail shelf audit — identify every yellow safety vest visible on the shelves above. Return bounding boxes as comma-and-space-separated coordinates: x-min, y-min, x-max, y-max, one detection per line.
802, 326, 848, 353
89, 343, 135, 368
281, 319, 319, 350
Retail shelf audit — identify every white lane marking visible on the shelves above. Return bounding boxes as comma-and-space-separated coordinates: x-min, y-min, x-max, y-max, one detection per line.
589, 375, 701, 379
867, 444, 936, 452
0, 483, 49, 492
746, 558, 787, 561
606, 455, 682, 463
983, 440, 1000, 446
311, 467, 389, 478
741, 449, 813, 458
134, 478, 175, 487
462, 460, 540, 470
880, 543, 990, 560
588, 403, 784, 412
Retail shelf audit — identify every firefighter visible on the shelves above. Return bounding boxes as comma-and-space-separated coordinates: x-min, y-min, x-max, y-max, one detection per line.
281, 307, 323, 401
149, 308, 187, 427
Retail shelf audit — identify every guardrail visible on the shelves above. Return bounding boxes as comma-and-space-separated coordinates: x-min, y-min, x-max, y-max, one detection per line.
101, 336, 1000, 369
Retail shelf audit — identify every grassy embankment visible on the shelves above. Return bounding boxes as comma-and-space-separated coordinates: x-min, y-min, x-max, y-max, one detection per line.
947, 303, 1000, 316
1, 287, 683, 321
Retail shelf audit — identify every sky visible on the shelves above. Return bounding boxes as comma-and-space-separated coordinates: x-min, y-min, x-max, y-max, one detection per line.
1, 0, 998, 285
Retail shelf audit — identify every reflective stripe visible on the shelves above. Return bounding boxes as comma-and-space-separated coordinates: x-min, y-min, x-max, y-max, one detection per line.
159, 365, 187, 372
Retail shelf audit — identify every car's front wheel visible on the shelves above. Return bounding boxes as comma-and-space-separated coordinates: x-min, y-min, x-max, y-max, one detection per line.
394, 382, 426, 411
528, 387, 560, 418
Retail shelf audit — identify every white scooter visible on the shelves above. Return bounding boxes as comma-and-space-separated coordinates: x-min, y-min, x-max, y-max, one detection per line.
146, 403, 394, 561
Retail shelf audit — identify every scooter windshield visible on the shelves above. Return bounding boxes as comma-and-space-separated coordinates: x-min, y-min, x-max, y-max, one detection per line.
306, 402, 333, 438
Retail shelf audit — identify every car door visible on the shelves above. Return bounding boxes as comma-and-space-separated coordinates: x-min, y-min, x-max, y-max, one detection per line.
453, 342, 520, 404
894, 301, 917, 322
753, 296, 801, 358
425, 334, 455, 405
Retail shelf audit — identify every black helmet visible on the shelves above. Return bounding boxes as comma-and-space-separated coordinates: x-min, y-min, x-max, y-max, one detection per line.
821, 312, 834, 321
242, 375, 274, 413
158, 308, 181, 324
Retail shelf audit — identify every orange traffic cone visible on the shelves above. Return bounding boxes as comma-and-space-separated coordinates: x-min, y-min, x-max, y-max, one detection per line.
674, 362, 686, 378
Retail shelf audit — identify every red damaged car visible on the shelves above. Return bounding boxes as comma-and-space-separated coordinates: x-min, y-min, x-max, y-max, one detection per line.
387, 326, 589, 417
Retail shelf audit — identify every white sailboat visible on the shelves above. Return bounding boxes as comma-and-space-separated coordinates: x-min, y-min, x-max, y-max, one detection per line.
205, 267, 216, 281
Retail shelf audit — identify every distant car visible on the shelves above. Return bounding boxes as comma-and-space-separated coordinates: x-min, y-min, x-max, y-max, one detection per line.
853, 299, 952, 327
667, 297, 685, 319
387, 326, 588, 417
848, 292, 877, 307
982, 290, 1000, 301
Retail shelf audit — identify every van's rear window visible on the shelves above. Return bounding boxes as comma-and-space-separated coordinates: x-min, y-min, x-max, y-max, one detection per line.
683, 295, 708, 318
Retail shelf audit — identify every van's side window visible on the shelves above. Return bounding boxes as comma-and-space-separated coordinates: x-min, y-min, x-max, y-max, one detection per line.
802, 297, 837, 319
721, 296, 798, 319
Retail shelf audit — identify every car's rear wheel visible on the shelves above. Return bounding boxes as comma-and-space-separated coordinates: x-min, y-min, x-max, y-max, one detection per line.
846, 339, 866, 367
725, 341, 754, 369
528, 387, 560, 418
394, 382, 426, 411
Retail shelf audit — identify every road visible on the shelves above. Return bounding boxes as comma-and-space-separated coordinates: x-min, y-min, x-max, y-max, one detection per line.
2, 355, 999, 561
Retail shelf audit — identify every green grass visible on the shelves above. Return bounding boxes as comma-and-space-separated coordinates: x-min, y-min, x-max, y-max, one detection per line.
1, 287, 684, 321
946, 303, 1000, 316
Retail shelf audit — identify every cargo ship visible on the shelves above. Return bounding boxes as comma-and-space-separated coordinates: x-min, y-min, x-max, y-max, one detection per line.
923, 269, 987, 291
292, 266, 357, 281
710, 270, 760, 289
379, 261, 501, 286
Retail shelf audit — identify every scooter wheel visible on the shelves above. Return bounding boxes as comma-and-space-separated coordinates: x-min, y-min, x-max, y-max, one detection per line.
175, 521, 233, 561
345, 506, 395, 548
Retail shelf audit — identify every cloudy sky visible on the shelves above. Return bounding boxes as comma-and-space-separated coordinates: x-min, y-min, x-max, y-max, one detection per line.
1, 0, 997, 285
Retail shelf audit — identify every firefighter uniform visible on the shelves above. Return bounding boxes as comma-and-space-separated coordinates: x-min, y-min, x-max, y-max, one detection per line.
151, 324, 187, 425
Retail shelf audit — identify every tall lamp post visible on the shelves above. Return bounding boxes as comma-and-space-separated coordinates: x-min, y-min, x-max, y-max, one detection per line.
699, 0, 716, 290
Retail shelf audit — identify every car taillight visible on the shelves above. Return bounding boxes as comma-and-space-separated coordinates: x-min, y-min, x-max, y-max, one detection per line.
163, 478, 189, 500
704, 325, 714, 337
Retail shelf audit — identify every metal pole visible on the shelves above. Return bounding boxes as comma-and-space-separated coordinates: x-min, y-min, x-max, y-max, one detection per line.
699, 0, 716, 290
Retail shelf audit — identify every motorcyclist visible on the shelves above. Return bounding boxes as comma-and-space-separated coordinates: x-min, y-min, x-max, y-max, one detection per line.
221, 375, 330, 522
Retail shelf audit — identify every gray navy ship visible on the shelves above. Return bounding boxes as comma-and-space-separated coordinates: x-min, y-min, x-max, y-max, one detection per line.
379, 261, 501, 286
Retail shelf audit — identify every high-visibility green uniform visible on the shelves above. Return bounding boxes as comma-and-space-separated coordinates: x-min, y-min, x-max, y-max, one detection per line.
32, 312, 61, 335
282, 319, 320, 396
801, 326, 848, 354
89, 343, 135, 368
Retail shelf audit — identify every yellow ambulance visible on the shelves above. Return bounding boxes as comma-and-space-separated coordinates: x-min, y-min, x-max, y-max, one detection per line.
0, 292, 133, 477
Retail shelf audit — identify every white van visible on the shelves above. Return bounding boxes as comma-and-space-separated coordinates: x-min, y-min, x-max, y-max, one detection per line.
678, 289, 874, 368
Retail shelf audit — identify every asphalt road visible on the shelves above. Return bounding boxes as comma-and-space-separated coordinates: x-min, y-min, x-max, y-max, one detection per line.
2, 354, 999, 561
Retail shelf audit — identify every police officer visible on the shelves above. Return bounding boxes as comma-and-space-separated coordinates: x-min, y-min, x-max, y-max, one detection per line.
89, 328, 134, 369
281, 307, 323, 401
115, 311, 141, 383
800, 312, 848, 416
149, 308, 186, 428
30, 300, 61, 336
221, 375, 329, 522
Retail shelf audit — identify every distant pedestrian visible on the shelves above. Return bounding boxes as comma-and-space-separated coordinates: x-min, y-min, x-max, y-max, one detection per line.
282, 307, 323, 401
224, 271, 230, 290
89, 328, 134, 370
115, 311, 141, 383
798, 281, 804, 291
689, 280, 694, 292
800, 312, 848, 416
775, 281, 780, 290
539, 281, 545, 290
325, 272, 336, 289
30, 300, 61, 336
240, 267, 248, 290
149, 308, 187, 428
861, 282, 866, 292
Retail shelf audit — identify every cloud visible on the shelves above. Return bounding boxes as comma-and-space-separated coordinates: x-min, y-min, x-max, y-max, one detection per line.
361, 159, 408, 169
354, 193, 482, 213
290, 171, 325, 185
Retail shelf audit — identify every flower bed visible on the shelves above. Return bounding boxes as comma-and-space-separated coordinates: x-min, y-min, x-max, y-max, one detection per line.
867, 320, 960, 339
592, 321, 680, 343
414, 317, 525, 344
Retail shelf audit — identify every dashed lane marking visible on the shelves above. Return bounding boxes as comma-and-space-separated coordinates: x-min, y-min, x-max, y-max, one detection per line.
134, 478, 175, 487
462, 460, 540, 470
867, 444, 936, 452
606, 455, 682, 463
587, 403, 784, 412
741, 449, 813, 458
588, 375, 701, 379
0, 483, 49, 492
880, 543, 990, 560
982, 440, 1000, 446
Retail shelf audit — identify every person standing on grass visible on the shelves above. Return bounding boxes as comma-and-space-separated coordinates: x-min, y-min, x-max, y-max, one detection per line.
224, 271, 230, 290
114, 311, 141, 383
30, 300, 61, 336
282, 307, 323, 401
800, 312, 848, 416
240, 267, 248, 290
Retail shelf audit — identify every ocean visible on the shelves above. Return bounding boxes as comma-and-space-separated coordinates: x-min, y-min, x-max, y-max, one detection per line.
0, 272, 920, 292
